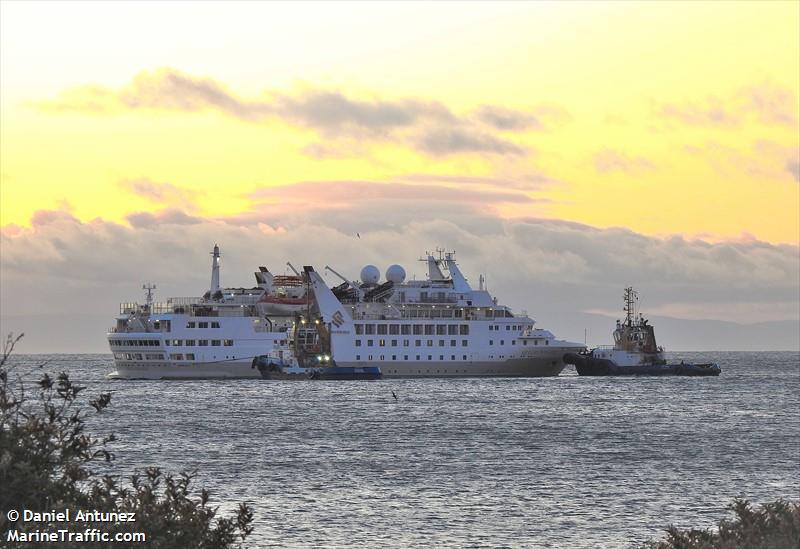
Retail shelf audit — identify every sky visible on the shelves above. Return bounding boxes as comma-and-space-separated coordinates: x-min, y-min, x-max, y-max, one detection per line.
1, 1, 798, 352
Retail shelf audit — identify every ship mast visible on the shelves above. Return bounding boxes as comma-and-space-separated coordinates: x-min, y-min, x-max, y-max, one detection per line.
623, 286, 637, 327
210, 244, 221, 293
142, 283, 156, 311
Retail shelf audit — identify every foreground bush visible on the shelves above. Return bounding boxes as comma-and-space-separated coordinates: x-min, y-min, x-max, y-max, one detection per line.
0, 334, 253, 548
644, 498, 800, 549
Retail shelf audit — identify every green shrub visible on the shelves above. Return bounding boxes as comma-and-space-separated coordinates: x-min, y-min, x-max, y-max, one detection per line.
644, 498, 800, 549
0, 334, 253, 548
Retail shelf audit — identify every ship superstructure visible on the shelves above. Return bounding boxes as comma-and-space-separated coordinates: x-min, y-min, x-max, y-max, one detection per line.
304, 250, 585, 377
107, 245, 297, 379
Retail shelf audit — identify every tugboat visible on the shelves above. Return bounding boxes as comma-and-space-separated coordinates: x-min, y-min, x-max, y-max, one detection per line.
564, 287, 720, 376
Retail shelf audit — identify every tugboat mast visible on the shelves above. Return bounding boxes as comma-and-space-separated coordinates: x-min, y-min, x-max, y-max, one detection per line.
623, 286, 638, 326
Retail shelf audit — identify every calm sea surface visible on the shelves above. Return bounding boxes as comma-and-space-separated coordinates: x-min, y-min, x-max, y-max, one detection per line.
6, 352, 800, 548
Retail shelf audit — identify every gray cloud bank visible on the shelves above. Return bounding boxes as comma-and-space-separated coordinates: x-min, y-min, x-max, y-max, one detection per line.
2, 202, 798, 352
36, 68, 570, 157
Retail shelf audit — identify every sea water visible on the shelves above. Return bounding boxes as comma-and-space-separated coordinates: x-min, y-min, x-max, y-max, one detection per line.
6, 352, 799, 547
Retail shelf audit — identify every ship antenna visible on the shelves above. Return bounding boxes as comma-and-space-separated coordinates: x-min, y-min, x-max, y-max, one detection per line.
143, 283, 156, 309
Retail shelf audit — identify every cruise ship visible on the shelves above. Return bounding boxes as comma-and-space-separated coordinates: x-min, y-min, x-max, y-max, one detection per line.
107, 246, 585, 379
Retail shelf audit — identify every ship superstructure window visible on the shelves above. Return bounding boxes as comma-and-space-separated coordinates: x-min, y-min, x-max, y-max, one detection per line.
415, 340, 422, 347
224, 339, 233, 346
355, 324, 364, 335
448, 325, 458, 335
389, 325, 399, 335
187, 322, 196, 328
401, 325, 410, 335
500, 340, 505, 345
392, 355, 396, 360
355, 340, 362, 347
463, 355, 467, 360
211, 322, 220, 328
489, 340, 494, 345
460, 325, 469, 335
185, 340, 195, 346
211, 340, 221, 346
356, 355, 361, 360
379, 339, 386, 347
436, 325, 447, 335
462, 340, 468, 346
403, 339, 409, 347
450, 340, 456, 347
427, 339, 433, 347
185, 353, 195, 360
413, 325, 422, 335
365, 324, 375, 335
424, 325, 434, 335
368, 340, 374, 347
391, 340, 397, 347
438, 340, 445, 347
170, 354, 184, 360
378, 324, 388, 335
199, 322, 209, 328
199, 340, 208, 346
545, 340, 549, 345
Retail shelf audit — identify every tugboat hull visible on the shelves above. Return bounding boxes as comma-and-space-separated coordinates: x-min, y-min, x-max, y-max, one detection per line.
563, 353, 720, 377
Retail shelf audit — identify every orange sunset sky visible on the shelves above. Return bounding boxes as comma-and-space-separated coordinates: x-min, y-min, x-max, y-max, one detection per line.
1, 1, 798, 352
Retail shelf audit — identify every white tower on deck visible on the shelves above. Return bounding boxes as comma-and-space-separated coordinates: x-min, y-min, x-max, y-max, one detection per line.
210, 244, 221, 293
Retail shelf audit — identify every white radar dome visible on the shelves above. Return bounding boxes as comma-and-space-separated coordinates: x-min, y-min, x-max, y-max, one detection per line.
360, 265, 380, 285
385, 264, 406, 284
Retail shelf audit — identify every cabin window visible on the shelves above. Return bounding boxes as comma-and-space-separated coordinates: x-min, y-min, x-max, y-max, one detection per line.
185, 340, 195, 346
377, 324, 388, 335
436, 325, 447, 336
355, 340, 362, 347
489, 340, 494, 345
379, 339, 386, 347
187, 322, 195, 328
403, 339, 409, 347
389, 325, 399, 335
199, 322, 209, 328
438, 340, 445, 347
450, 340, 456, 347
439, 355, 444, 361
447, 324, 458, 335
367, 340, 373, 347
224, 339, 233, 346
404, 355, 408, 360
451, 355, 455, 360
355, 324, 364, 335
365, 324, 375, 335
392, 355, 396, 360
413, 325, 423, 335
185, 353, 195, 360
211, 322, 220, 328
428, 355, 432, 360
424, 325, 435, 335
211, 340, 221, 346
415, 340, 422, 347
545, 340, 549, 345
462, 340, 468, 346
401, 325, 410, 335
523, 340, 527, 345
459, 325, 469, 335
416, 355, 420, 360
427, 339, 433, 347
391, 340, 397, 347
199, 340, 208, 346
463, 355, 467, 360
500, 340, 505, 345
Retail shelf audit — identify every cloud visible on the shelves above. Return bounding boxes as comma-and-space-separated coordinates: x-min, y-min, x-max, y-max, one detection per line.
396, 173, 558, 191
655, 81, 798, 129
119, 178, 199, 209
657, 97, 739, 127
35, 68, 543, 157
416, 127, 525, 156
741, 81, 799, 126
593, 149, 656, 174
474, 105, 541, 131
3, 205, 798, 351
126, 209, 203, 228
786, 158, 800, 183
686, 140, 800, 183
